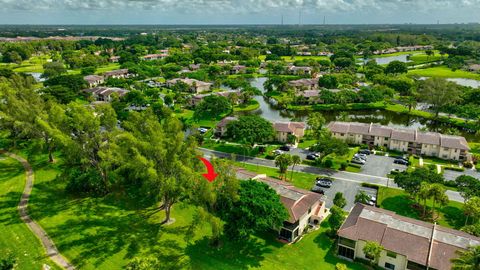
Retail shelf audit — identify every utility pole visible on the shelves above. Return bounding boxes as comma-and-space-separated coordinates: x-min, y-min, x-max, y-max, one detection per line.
323, 15, 326, 25
298, 10, 302, 26
281, 14, 284, 26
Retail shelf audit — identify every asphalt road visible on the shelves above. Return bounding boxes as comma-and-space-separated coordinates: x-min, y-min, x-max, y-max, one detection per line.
199, 148, 465, 203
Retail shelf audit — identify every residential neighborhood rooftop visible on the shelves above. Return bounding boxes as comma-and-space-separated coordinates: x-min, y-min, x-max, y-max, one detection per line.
339, 204, 480, 270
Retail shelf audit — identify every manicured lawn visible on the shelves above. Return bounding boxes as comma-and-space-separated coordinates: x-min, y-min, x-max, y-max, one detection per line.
23, 153, 363, 269
235, 162, 318, 190
377, 186, 466, 229
233, 99, 260, 112
469, 142, 480, 155
408, 66, 480, 79
0, 155, 60, 270
9, 55, 51, 73
408, 54, 444, 65
95, 63, 121, 74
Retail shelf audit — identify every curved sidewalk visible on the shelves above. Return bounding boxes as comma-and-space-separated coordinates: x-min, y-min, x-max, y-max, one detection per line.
3, 151, 75, 270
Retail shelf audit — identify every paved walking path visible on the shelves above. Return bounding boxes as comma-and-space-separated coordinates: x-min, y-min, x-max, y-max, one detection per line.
3, 151, 75, 270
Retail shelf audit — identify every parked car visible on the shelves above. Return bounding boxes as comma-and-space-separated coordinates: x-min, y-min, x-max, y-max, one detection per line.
393, 156, 409, 162
315, 178, 333, 188
198, 127, 208, 134
358, 149, 371, 155
394, 158, 409, 165
354, 153, 367, 161
306, 154, 318, 161
351, 158, 366, 165
279, 145, 290, 151
311, 186, 325, 194
274, 150, 284, 156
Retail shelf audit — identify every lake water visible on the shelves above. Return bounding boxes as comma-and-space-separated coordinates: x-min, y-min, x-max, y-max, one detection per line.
359, 54, 414, 65
418, 77, 480, 88
240, 77, 480, 142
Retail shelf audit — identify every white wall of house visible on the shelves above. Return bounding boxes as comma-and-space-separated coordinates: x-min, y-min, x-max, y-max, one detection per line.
421, 144, 439, 157
276, 131, 290, 143
355, 240, 408, 270
439, 147, 461, 160
373, 136, 390, 148
389, 140, 409, 152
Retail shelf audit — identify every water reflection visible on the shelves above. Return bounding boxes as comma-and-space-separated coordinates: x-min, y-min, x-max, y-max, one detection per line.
240, 77, 480, 142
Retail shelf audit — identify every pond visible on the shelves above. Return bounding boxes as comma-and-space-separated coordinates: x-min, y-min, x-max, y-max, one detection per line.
418, 77, 480, 88
358, 53, 416, 65
238, 77, 480, 142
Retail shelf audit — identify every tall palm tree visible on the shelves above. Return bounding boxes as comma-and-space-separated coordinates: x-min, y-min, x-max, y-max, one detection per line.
451, 245, 480, 270
429, 184, 449, 220
290, 155, 301, 182
418, 182, 431, 218
275, 154, 292, 180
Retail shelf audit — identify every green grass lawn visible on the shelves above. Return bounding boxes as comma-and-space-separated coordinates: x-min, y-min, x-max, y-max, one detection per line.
8, 55, 52, 73
95, 63, 121, 74
408, 66, 480, 79
233, 99, 260, 112
408, 54, 444, 65
0, 155, 61, 270
469, 142, 480, 155
21, 152, 363, 269
377, 186, 466, 229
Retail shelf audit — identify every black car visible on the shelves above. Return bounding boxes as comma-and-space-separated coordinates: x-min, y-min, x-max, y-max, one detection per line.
306, 153, 319, 160
279, 145, 290, 151
358, 149, 371, 155
394, 159, 409, 165
311, 186, 325, 195
393, 156, 409, 162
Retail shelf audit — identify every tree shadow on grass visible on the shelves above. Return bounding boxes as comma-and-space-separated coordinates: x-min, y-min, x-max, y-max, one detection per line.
185, 235, 274, 270
380, 195, 421, 220
440, 206, 465, 229
0, 191, 24, 226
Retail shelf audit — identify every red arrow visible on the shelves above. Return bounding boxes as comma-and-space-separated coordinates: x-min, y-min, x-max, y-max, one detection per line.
197, 156, 218, 182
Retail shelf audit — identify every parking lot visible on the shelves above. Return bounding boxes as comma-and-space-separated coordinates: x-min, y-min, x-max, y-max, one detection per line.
359, 155, 408, 177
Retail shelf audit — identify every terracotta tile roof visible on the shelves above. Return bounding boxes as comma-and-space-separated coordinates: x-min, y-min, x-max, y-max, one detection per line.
338, 204, 480, 270
273, 122, 306, 136
216, 116, 238, 128
260, 177, 322, 223
391, 129, 416, 142
296, 90, 320, 98
369, 125, 393, 137
440, 135, 470, 150
416, 132, 441, 145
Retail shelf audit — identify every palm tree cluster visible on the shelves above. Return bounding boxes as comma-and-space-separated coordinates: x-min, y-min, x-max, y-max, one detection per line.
274, 153, 301, 181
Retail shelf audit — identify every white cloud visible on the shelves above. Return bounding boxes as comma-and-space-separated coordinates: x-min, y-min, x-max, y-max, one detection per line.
1, 0, 479, 13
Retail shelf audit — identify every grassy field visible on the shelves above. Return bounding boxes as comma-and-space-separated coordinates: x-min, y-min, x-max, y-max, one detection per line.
233, 99, 260, 112
21, 152, 363, 269
377, 186, 466, 229
408, 66, 480, 79
0, 55, 52, 73
0, 155, 60, 270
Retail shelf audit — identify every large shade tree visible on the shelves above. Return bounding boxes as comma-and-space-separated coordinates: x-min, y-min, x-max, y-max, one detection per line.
417, 77, 462, 117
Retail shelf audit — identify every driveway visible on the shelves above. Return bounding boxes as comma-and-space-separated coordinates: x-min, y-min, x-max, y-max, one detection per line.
360, 155, 407, 177
320, 180, 361, 211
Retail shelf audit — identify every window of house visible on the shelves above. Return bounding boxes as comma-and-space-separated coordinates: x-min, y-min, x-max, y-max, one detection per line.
338, 237, 356, 248
385, 262, 395, 270
386, 251, 397, 258
407, 261, 428, 270
385, 138, 389, 141
338, 245, 355, 260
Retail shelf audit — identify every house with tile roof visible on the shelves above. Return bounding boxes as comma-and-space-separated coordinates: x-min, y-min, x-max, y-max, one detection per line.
327, 122, 470, 161
166, 78, 212, 93
83, 75, 104, 87
337, 203, 480, 270
82, 87, 129, 102
235, 168, 325, 243
273, 122, 306, 143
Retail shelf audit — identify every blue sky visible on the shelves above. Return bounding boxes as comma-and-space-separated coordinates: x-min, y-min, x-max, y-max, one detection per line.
0, 0, 479, 24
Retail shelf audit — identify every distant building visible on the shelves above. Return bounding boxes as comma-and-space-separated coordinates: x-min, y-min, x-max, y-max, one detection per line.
109, 56, 120, 63
83, 75, 104, 88
288, 66, 312, 75
467, 64, 480, 73
141, 53, 168, 61
104, 69, 133, 79
235, 168, 325, 243
295, 90, 321, 103
166, 78, 212, 93
215, 116, 238, 137
273, 122, 306, 143
82, 87, 129, 102
328, 122, 470, 161
230, 65, 247, 74
288, 78, 319, 90
338, 203, 480, 270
